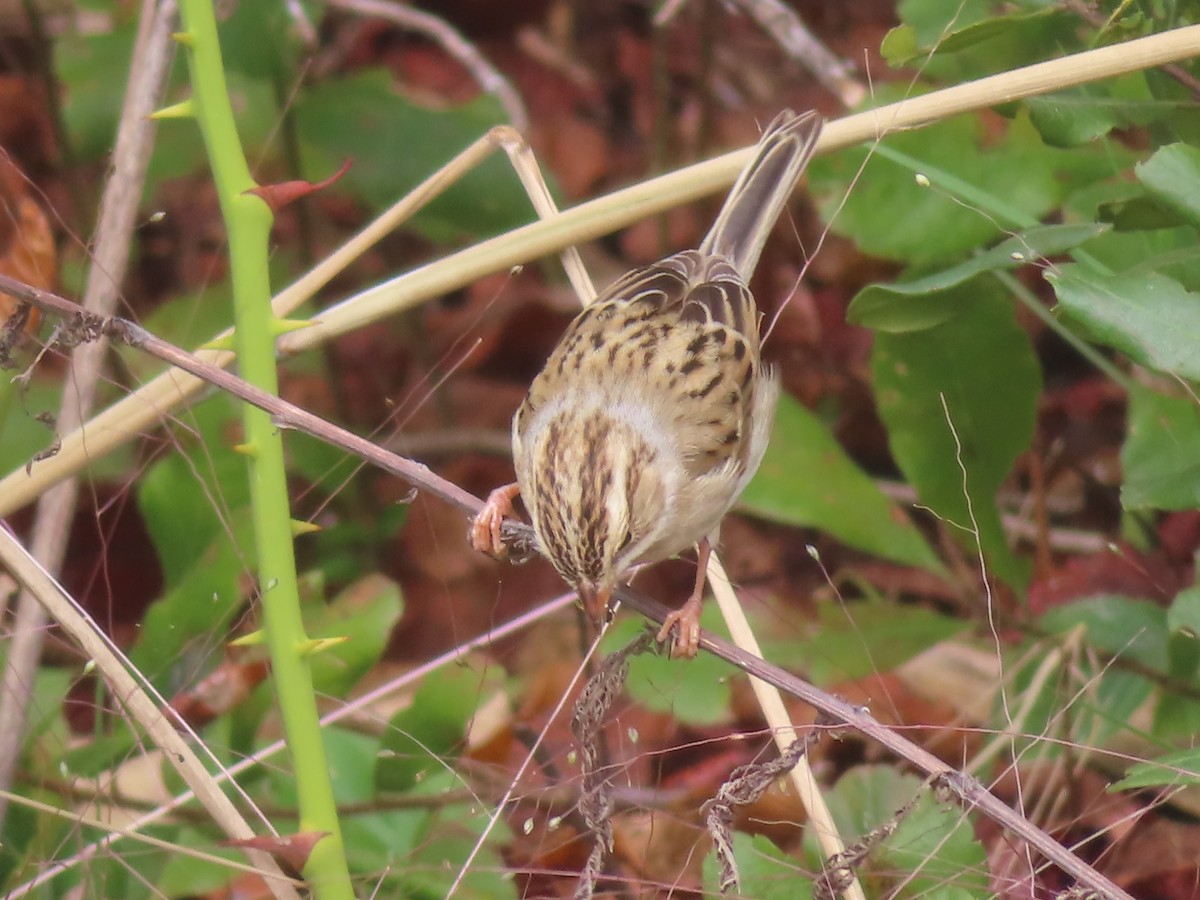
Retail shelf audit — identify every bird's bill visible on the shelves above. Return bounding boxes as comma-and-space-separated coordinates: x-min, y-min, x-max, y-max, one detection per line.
577, 581, 612, 625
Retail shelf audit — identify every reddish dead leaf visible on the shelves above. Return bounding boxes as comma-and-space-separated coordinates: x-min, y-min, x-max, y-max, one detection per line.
537, 115, 611, 200
246, 160, 351, 213
0, 75, 56, 163
506, 812, 589, 899
1029, 543, 1188, 615
169, 657, 270, 729
224, 831, 328, 874
1158, 510, 1200, 563
619, 204, 703, 266
0, 154, 55, 334
614, 811, 707, 892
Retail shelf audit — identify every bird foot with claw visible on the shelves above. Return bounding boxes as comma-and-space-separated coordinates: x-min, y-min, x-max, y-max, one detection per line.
656, 596, 703, 659
470, 483, 521, 559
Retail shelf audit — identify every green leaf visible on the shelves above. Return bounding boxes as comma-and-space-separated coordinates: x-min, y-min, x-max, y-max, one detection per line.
137, 395, 250, 585
604, 608, 733, 725
741, 394, 941, 572
1136, 142, 1200, 230
128, 533, 246, 688
1154, 690, 1200, 743
811, 113, 1062, 267
375, 663, 499, 792
765, 598, 966, 685
1003, 623, 1154, 759
1067, 220, 1200, 291
1112, 746, 1200, 791
848, 224, 1107, 333
1050, 265, 1200, 380
305, 575, 403, 697
885, 6, 1071, 65
1039, 596, 1167, 669
60, 731, 139, 780
1168, 587, 1200, 640
1098, 196, 1190, 231
871, 284, 1040, 587
402, 829, 516, 899
1145, 68, 1200, 146
0, 378, 92, 481
879, 25, 919, 68
703, 834, 811, 900
819, 766, 989, 898
267, 727, 379, 811
217, 0, 300, 82
1121, 389, 1200, 511
156, 828, 238, 897
56, 20, 279, 188
1026, 85, 1171, 148
130, 398, 256, 688
294, 70, 541, 240
886, 1, 1078, 80
1165, 586, 1200, 691
56, 24, 138, 161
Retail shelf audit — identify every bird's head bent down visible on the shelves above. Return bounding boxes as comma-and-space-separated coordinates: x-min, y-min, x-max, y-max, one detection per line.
514, 402, 677, 625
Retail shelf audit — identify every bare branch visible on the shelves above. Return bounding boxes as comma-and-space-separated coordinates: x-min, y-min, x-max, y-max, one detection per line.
0, 272, 1139, 900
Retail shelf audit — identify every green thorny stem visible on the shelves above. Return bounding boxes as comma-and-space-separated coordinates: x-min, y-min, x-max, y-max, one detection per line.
169, 2, 353, 896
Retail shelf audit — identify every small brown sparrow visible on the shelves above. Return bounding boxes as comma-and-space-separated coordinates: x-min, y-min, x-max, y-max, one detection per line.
472, 110, 823, 657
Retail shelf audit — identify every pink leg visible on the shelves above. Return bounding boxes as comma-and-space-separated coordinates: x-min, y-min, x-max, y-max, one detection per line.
470, 482, 521, 558
656, 537, 711, 658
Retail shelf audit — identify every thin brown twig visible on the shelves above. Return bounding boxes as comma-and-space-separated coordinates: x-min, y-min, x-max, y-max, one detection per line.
0, 273, 1138, 900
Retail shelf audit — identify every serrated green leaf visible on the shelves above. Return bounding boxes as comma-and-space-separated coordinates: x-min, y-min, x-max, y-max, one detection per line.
741, 394, 940, 572
848, 224, 1107, 332
871, 284, 1039, 587
1136, 142, 1200, 230
1121, 388, 1200, 511
1050, 265, 1200, 380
